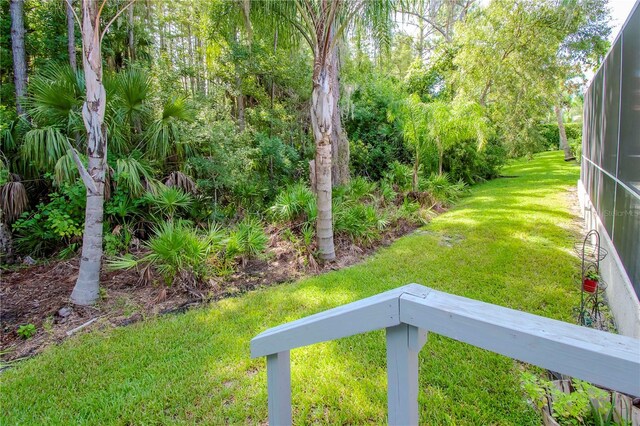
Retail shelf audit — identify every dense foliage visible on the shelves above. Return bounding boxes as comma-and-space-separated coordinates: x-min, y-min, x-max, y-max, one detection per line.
0, 0, 609, 283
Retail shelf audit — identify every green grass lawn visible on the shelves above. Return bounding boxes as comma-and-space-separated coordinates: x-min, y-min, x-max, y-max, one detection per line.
1, 151, 582, 425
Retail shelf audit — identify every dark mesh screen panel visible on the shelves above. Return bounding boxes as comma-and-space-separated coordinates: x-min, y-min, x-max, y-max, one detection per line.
581, 2, 640, 300
600, 174, 616, 234
618, 5, 640, 193
602, 39, 621, 175
612, 186, 640, 297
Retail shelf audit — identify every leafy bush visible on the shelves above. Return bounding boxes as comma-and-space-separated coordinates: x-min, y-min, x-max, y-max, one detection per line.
254, 133, 299, 192
537, 123, 582, 152
383, 161, 414, 192
521, 372, 620, 426
226, 217, 269, 263
12, 183, 85, 257
569, 138, 582, 161
442, 138, 506, 183
334, 202, 388, 244
333, 176, 378, 204
269, 183, 316, 224
343, 76, 411, 180
420, 173, 468, 205
109, 220, 212, 286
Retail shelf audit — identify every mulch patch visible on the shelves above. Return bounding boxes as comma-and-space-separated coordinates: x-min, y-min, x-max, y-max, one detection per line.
1, 220, 420, 362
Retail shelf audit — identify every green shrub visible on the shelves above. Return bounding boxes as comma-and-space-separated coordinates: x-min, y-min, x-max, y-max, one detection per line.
226, 217, 269, 262
443, 138, 506, 183
143, 185, 193, 222
108, 220, 211, 286
344, 77, 411, 180
12, 182, 85, 257
537, 123, 582, 152
420, 173, 468, 205
569, 138, 582, 161
333, 176, 378, 204
269, 183, 316, 224
383, 161, 414, 192
334, 202, 387, 244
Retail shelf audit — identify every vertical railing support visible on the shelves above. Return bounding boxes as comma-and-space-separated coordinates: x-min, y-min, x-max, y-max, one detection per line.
267, 351, 292, 426
386, 324, 427, 426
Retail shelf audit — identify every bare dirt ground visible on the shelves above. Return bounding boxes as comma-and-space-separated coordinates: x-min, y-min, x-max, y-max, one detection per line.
1, 219, 418, 361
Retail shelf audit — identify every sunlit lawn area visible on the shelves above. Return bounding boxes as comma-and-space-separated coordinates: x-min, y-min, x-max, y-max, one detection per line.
1, 151, 582, 425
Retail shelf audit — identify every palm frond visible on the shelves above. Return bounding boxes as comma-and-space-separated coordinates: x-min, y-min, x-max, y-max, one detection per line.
54, 150, 81, 185
27, 63, 84, 128
0, 178, 29, 224
165, 171, 196, 194
115, 157, 157, 197
20, 127, 69, 171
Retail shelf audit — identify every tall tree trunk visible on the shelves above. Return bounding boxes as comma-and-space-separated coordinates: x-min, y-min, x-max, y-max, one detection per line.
128, 2, 135, 61
311, 51, 336, 261
9, 0, 27, 116
413, 150, 420, 192
0, 221, 14, 264
66, 0, 77, 70
70, 0, 108, 306
329, 45, 349, 187
555, 105, 574, 161
236, 74, 245, 132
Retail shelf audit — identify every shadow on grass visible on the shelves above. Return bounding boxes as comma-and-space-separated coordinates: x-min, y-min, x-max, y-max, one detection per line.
1, 152, 582, 425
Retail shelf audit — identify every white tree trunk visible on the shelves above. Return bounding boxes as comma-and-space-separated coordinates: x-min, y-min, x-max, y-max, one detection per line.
311, 54, 336, 261
10, 0, 27, 116
71, 0, 107, 306
555, 105, 574, 161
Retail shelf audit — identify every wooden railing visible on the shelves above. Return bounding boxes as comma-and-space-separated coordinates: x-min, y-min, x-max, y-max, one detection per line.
250, 284, 640, 425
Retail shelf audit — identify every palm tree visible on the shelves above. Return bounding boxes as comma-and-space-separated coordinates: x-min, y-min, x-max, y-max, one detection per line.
424, 100, 488, 175
247, 0, 395, 261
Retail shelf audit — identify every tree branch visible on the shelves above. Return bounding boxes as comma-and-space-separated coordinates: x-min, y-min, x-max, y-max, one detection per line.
101, 0, 136, 41
64, 139, 98, 194
402, 10, 449, 41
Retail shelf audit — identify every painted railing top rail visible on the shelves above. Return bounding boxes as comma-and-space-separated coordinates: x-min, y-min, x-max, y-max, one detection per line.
250, 284, 640, 425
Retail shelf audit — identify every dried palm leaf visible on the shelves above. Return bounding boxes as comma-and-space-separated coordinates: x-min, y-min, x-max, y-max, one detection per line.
165, 171, 196, 194
0, 180, 29, 224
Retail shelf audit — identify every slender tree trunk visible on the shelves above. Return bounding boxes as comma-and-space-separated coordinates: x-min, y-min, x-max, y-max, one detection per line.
66, 0, 77, 70
413, 150, 419, 192
9, 0, 27, 116
311, 52, 336, 261
128, 2, 135, 61
555, 104, 574, 161
236, 74, 245, 132
0, 220, 14, 264
71, 0, 108, 306
329, 45, 349, 187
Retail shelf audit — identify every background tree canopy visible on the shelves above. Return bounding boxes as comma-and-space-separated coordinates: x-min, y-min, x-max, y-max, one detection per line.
0, 0, 610, 279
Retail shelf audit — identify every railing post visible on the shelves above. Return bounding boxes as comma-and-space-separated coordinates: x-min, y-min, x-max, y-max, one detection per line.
267, 351, 292, 426
386, 324, 427, 426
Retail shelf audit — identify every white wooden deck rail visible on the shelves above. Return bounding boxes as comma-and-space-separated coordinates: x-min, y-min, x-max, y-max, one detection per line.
250, 284, 640, 425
